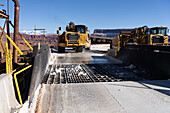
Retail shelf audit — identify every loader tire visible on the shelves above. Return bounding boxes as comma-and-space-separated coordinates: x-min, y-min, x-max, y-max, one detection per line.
75, 46, 83, 52
58, 46, 65, 53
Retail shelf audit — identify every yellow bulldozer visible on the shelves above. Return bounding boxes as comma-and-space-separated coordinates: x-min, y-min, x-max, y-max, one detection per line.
57, 22, 91, 52
131, 26, 169, 45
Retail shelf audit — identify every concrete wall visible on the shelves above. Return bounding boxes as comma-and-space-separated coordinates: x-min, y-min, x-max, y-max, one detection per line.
28, 44, 51, 103
0, 74, 19, 113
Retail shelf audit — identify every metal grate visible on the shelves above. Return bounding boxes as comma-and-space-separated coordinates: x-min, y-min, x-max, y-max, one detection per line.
43, 64, 147, 84
87, 64, 147, 81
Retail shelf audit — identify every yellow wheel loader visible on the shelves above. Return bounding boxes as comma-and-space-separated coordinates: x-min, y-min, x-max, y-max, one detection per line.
131, 26, 169, 45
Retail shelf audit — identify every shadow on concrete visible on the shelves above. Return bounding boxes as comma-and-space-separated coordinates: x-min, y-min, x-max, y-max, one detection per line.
108, 80, 170, 96
108, 83, 149, 89
138, 80, 170, 96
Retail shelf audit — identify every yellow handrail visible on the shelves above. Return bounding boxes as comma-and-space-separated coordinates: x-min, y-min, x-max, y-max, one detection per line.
0, 26, 23, 55
18, 32, 33, 51
13, 65, 32, 104
17, 63, 29, 65
9, 21, 33, 52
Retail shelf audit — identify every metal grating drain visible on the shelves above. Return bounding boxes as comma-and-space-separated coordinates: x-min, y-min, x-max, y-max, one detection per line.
43, 64, 147, 84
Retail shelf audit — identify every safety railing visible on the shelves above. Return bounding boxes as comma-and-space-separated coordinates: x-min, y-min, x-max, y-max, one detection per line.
10, 21, 33, 64
18, 32, 33, 51
9, 21, 33, 52
0, 19, 33, 55
13, 64, 32, 104
0, 26, 23, 55
0, 18, 33, 75
17, 51, 32, 65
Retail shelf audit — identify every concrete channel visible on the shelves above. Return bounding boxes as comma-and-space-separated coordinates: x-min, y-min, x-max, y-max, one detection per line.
20, 47, 170, 113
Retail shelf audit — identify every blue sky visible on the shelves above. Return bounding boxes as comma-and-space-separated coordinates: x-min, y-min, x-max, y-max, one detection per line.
0, 0, 170, 34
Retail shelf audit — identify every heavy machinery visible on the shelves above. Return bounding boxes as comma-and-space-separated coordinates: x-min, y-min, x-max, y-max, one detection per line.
131, 26, 169, 45
57, 22, 91, 53
111, 31, 134, 53
117, 31, 134, 47
112, 26, 169, 56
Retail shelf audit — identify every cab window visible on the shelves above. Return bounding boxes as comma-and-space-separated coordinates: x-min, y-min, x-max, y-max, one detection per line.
158, 29, 166, 35
150, 29, 157, 34
76, 26, 85, 33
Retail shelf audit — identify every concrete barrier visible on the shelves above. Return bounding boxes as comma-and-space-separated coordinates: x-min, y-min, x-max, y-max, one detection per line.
0, 74, 19, 113
28, 44, 51, 103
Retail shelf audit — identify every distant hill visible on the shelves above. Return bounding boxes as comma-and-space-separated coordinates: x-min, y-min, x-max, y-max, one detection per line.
0, 32, 58, 51
91, 29, 131, 38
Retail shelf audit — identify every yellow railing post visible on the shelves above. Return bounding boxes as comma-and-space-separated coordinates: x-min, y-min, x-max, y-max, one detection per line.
5, 43, 13, 74
38, 42, 40, 50
13, 65, 32, 104
5, 43, 9, 73
9, 50, 12, 73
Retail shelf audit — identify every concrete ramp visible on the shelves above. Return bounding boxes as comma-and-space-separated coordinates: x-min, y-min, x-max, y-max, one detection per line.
35, 81, 170, 113
35, 83, 126, 113
0, 74, 19, 113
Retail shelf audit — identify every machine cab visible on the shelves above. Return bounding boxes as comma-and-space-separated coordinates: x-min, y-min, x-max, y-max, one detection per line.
150, 27, 168, 36
150, 27, 169, 45
75, 25, 87, 34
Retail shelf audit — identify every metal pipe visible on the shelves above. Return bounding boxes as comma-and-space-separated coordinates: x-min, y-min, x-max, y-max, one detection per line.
12, 0, 20, 63
12, 0, 20, 7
